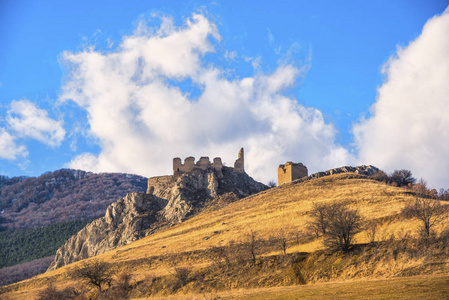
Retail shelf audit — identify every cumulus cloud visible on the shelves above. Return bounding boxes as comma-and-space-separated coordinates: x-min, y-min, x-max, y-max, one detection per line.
0, 128, 28, 160
60, 13, 352, 182
7, 100, 66, 147
354, 8, 449, 188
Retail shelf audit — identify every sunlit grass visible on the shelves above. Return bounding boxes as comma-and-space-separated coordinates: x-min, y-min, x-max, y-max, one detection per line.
3, 173, 449, 299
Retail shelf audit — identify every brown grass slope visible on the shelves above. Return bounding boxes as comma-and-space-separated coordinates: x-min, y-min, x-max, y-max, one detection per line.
2, 173, 449, 299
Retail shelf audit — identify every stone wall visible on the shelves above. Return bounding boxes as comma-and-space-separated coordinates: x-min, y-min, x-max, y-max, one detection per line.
173, 148, 243, 177
234, 148, 245, 172
278, 162, 308, 185
173, 157, 195, 176
147, 175, 173, 194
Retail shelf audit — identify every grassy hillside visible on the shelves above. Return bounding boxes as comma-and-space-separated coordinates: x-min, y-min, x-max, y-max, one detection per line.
2, 173, 449, 299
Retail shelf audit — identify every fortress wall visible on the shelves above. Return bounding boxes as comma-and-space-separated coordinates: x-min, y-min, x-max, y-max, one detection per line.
213, 157, 223, 170
147, 175, 173, 193
278, 162, 308, 186
278, 163, 292, 186
173, 157, 196, 176
197, 157, 211, 170
173, 148, 243, 177
291, 163, 308, 180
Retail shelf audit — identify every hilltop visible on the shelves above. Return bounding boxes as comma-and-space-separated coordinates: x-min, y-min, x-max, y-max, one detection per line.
0, 169, 148, 229
3, 171, 448, 299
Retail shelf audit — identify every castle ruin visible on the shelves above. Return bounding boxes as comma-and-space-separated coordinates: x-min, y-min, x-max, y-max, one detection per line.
278, 162, 308, 186
173, 147, 245, 177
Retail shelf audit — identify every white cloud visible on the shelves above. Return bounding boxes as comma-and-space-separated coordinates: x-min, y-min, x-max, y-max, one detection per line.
60, 13, 352, 183
7, 100, 66, 147
354, 8, 449, 188
224, 50, 237, 61
0, 128, 28, 160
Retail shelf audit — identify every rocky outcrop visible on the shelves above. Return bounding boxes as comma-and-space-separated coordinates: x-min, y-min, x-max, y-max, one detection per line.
47, 192, 161, 270
151, 166, 266, 223
291, 165, 380, 184
48, 166, 266, 271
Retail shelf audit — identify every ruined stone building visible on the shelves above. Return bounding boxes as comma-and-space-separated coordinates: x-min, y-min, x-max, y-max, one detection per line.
147, 148, 246, 193
278, 162, 308, 185
173, 147, 244, 177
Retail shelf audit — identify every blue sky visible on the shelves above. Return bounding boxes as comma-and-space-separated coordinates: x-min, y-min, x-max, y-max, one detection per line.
1, 1, 449, 187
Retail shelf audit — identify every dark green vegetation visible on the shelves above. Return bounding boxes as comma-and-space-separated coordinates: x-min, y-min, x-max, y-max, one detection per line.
0, 220, 89, 268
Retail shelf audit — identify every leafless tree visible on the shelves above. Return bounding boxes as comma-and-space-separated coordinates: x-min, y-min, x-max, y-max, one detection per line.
403, 196, 444, 238
276, 228, 288, 255
70, 259, 114, 292
365, 220, 379, 243
243, 227, 258, 266
308, 202, 343, 237
324, 203, 363, 252
308, 202, 329, 237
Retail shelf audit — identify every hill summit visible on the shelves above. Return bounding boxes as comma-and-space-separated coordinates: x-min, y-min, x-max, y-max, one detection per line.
48, 149, 266, 271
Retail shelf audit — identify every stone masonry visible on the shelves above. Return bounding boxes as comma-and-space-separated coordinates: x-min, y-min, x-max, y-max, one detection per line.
278, 162, 308, 186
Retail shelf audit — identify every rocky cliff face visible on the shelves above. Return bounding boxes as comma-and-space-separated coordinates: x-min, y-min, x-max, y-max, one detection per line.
48, 166, 266, 271
47, 192, 161, 270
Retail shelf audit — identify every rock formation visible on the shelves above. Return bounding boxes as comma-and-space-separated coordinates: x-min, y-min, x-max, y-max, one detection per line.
47, 192, 161, 270
288, 165, 380, 185
48, 161, 266, 271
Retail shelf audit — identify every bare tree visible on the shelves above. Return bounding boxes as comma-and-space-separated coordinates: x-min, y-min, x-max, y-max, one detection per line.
308, 202, 342, 237
365, 220, 379, 243
308, 202, 330, 237
243, 227, 258, 266
276, 228, 288, 255
324, 203, 363, 252
267, 181, 277, 188
70, 259, 114, 292
403, 196, 444, 238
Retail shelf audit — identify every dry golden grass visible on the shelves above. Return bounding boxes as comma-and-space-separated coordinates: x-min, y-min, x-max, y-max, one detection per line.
142, 274, 449, 299
2, 173, 449, 299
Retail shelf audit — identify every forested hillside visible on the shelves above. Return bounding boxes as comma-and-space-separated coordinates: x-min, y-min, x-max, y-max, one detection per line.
0, 169, 147, 229
0, 220, 90, 268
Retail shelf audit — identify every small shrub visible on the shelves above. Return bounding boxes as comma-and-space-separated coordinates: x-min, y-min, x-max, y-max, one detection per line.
173, 266, 192, 286
36, 284, 80, 300
113, 271, 134, 298
210, 246, 230, 269
370, 170, 389, 183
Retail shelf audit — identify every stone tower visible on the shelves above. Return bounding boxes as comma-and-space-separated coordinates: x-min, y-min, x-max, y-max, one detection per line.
234, 148, 245, 172
278, 162, 308, 185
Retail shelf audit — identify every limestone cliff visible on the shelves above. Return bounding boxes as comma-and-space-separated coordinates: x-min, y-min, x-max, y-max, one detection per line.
48, 166, 266, 271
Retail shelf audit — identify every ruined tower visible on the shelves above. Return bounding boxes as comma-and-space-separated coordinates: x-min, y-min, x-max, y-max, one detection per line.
278, 162, 308, 185
234, 148, 245, 172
